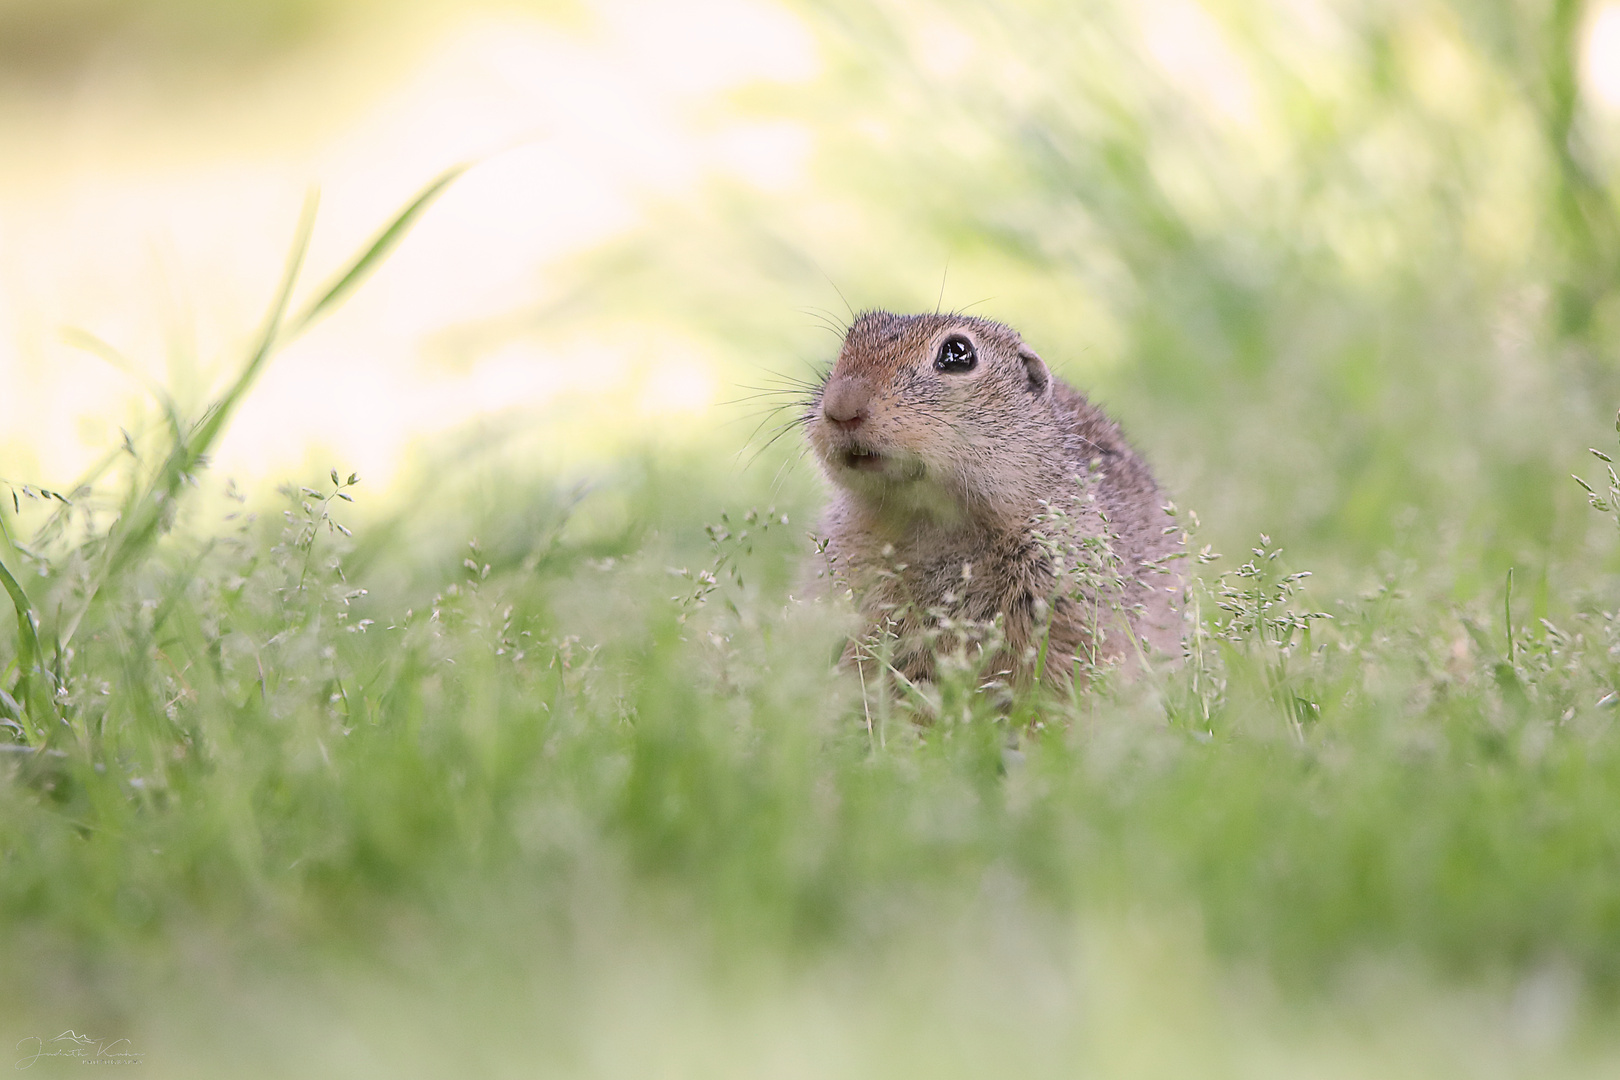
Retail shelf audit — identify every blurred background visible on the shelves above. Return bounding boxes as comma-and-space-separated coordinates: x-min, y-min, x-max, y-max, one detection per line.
4, 0, 1619, 599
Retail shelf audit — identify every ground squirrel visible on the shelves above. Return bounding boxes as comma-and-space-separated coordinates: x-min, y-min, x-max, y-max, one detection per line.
806, 310, 1183, 691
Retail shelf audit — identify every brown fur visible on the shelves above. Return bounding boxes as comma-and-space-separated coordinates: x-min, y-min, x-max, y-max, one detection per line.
806, 310, 1183, 691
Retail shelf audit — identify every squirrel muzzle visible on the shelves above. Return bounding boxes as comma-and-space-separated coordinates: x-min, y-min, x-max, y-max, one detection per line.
820, 374, 872, 430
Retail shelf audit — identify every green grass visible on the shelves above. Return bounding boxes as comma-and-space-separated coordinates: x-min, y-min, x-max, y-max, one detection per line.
6, 354, 1620, 1074
7, 0, 1620, 1072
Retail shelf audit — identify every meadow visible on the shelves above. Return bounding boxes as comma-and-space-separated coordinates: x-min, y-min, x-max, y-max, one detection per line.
5, 0, 1620, 1075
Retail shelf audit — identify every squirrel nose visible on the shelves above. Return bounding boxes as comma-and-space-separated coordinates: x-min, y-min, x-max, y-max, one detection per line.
822, 376, 871, 429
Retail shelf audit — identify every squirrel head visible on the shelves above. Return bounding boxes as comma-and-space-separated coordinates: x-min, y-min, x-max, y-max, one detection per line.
807, 310, 1059, 524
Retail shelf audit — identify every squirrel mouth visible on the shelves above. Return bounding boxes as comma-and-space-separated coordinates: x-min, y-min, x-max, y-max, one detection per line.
842, 447, 888, 472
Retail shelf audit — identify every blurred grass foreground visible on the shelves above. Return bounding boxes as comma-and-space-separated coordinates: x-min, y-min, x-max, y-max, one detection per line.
8, 0, 1620, 1075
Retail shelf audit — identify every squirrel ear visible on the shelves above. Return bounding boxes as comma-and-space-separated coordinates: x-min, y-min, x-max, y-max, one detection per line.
1018, 345, 1051, 397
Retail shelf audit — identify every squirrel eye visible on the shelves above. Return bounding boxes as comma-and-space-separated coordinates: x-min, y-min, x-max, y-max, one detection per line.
934, 335, 977, 374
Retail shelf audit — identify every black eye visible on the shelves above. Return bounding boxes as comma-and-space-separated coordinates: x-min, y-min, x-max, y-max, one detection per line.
934, 335, 977, 374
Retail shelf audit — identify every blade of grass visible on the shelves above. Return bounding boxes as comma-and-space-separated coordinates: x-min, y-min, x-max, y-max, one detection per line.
55, 190, 320, 650
1505, 566, 1516, 668
0, 544, 48, 742
55, 167, 465, 649
0, 555, 39, 663
173, 188, 323, 494
285, 164, 467, 337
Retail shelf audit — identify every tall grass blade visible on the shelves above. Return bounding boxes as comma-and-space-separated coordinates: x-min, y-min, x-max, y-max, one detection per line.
51, 192, 321, 655
0, 556, 38, 665
0, 545, 48, 741
286, 164, 467, 337
177, 187, 322, 486
1505, 566, 1516, 667
54, 170, 461, 650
